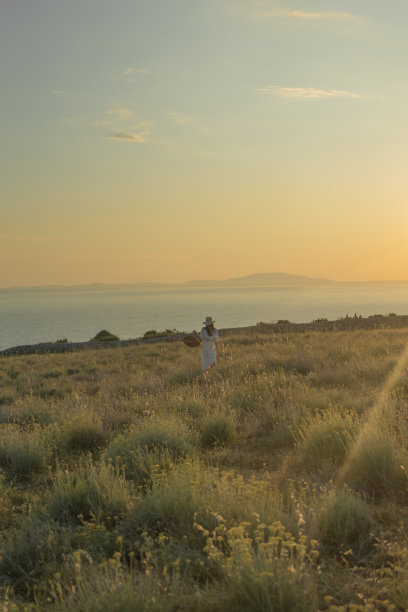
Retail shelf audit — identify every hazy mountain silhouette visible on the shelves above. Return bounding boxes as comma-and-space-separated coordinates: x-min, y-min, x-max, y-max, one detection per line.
184, 273, 334, 287
2, 273, 408, 291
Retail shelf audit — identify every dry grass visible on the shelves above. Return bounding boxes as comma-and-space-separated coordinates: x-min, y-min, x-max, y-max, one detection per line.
0, 328, 408, 609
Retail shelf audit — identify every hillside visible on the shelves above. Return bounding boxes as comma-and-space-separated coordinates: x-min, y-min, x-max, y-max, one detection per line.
0, 327, 408, 609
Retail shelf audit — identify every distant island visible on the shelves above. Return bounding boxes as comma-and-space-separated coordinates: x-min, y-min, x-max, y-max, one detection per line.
2, 272, 408, 291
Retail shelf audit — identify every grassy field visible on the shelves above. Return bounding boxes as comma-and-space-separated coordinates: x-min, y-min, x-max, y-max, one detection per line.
1, 327, 408, 611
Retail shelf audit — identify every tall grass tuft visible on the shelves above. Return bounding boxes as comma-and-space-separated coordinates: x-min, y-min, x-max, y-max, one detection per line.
295, 411, 357, 475
59, 412, 108, 453
200, 414, 236, 448
132, 420, 192, 457
105, 421, 191, 487
108, 445, 173, 489
0, 426, 48, 477
343, 431, 406, 500
0, 519, 73, 594
313, 488, 374, 557
46, 552, 183, 612
47, 459, 133, 523
121, 480, 214, 581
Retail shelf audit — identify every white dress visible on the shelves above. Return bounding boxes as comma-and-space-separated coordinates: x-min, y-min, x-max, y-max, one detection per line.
200, 327, 218, 370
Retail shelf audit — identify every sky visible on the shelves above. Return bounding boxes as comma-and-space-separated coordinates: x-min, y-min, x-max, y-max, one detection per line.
1, 0, 408, 287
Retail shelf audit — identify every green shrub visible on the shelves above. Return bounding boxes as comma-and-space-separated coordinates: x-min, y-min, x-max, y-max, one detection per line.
38, 388, 66, 401
60, 414, 108, 452
106, 444, 172, 488
0, 519, 73, 593
47, 554, 179, 612
67, 367, 81, 375
343, 432, 405, 500
42, 370, 63, 379
200, 415, 236, 448
313, 489, 374, 557
0, 395, 15, 406
296, 412, 356, 474
73, 522, 123, 560
91, 330, 119, 342
135, 422, 191, 457
132, 462, 285, 541
123, 482, 206, 548
105, 422, 191, 486
0, 426, 48, 477
47, 460, 133, 523
121, 482, 214, 580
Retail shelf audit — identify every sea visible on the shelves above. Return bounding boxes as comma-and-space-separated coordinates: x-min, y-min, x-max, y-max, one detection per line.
1, 284, 408, 351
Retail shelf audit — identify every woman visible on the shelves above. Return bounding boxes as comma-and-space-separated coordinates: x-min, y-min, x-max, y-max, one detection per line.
195, 316, 219, 371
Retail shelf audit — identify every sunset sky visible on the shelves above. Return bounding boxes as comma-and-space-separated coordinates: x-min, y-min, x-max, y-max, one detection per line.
1, 0, 408, 287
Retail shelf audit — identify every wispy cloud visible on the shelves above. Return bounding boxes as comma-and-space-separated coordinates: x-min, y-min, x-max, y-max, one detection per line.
111, 66, 151, 83
107, 131, 150, 143
100, 109, 152, 142
251, 1, 357, 21
167, 112, 192, 125
123, 67, 150, 75
258, 86, 363, 99
106, 107, 133, 119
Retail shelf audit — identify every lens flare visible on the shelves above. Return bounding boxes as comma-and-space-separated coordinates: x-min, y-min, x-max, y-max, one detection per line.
335, 335, 408, 487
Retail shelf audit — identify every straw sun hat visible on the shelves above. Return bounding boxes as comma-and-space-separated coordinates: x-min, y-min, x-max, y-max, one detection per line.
203, 316, 215, 326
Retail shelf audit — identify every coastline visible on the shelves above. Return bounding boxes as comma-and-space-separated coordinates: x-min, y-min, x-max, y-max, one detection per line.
2, 313, 408, 357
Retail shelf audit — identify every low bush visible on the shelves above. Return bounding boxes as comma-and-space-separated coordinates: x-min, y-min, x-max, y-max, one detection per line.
105, 422, 191, 486
121, 481, 214, 580
37, 388, 66, 401
42, 370, 63, 379
343, 432, 406, 500
295, 411, 356, 474
200, 414, 236, 448
313, 488, 374, 557
0, 394, 15, 406
134, 421, 191, 457
106, 444, 173, 488
73, 521, 123, 560
59, 413, 108, 453
47, 460, 133, 523
123, 482, 205, 547
0, 519, 73, 594
46, 553, 182, 612
91, 330, 119, 342
0, 426, 48, 478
